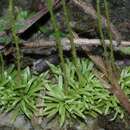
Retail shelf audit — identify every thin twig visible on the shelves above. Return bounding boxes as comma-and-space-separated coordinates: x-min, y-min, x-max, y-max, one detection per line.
22, 38, 130, 49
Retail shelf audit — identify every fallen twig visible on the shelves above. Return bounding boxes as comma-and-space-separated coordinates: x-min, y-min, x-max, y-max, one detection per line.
2, 38, 130, 56
22, 38, 130, 49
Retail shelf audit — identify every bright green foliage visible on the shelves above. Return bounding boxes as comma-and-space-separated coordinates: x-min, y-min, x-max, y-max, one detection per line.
120, 67, 130, 97
0, 66, 46, 119
0, 0, 129, 126
0, 59, 129, 125
39, 26, 67, 38
47, 0, 69, 94
16, 10, 30, 20
43, 59, 126, 126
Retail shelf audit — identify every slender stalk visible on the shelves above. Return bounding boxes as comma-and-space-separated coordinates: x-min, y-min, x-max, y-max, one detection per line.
0, 54, 4, 78
8, 0, 21, 84
96, 0, 108, 61
61, 0, 82, 82
104, 0, 117, 74
47, 0, 68, 93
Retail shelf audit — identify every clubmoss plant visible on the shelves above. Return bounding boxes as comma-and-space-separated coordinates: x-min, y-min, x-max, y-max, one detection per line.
119, 67, 130, 97
0, 66, 46, 119
8, 0, 21, 85
103, 0, 119, 80
43, 59, 126, 126
0, 54, 4, 78
61, 0, 82, 82
96, 0, 119, 81
0, 0, 129, 127
104, 0, 114, 65
47, 0, 68, 94
0, 59, 129, 124
96, 0, 108, 61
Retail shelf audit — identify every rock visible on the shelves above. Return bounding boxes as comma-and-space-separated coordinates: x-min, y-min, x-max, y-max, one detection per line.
0, 113, 33, 130
32, 54, 59, 74
40, 116, 104, 130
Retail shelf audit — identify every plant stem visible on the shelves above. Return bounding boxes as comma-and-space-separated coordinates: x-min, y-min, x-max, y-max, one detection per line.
0, 54, 4, 78
96, 0, 108, 61
8, 0, 21, 84
47, 0, 68, 94
61, 0, 82, 82
104, 0, 117, 76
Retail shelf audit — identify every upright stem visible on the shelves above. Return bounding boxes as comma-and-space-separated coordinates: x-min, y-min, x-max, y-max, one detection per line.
104, 0, 117, 76
0, 54, 4, 78
9, 0, 21, 84
61, 0, 82, 82
96, 0, 108, 61
47, 0, 68, 94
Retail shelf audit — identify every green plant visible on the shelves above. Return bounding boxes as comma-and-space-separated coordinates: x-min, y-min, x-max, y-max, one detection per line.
43, 59, 126, 126
0, 66, 46, 119
8, 0, 22, 86
0, 59, 129, 125
47, 0, 68, 93
0, 54, 4, 77
96, 0, 118, 78
120, 67, 130, 96
61, 0, 82, 82
39, 25, 67, 38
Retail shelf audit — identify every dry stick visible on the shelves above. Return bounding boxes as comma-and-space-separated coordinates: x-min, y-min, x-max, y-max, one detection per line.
2, 38, 130, 55
71, 0, 122, 44
22, 38, 130, 49
4, 38, 130, 60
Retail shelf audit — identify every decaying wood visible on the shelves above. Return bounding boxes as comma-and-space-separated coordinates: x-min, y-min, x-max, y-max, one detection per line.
71, 0, 122, 44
